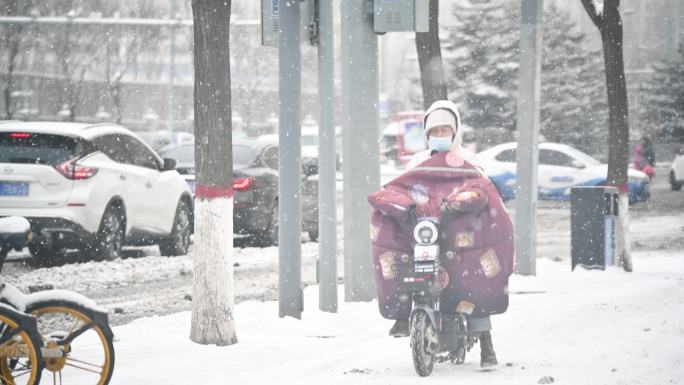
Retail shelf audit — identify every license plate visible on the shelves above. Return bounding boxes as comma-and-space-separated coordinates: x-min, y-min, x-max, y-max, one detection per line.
0, 182, 28, 196
414, 244, 439, 262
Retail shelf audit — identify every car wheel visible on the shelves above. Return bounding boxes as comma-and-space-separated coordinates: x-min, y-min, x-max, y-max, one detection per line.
670, 171, 682, 191
254, 214, 278, 248
160, 199, 192, 256
308, 230, 319, 242
94, 204, 125, 261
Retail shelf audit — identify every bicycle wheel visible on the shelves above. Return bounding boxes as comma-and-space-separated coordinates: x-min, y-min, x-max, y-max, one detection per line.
0, 305, 43, 385
26, 301, 114, 385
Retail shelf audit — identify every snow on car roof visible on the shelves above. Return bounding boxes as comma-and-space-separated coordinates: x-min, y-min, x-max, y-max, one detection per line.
477, 141, 602, 166
0, 121, 137, 140
479, 141, 584, 155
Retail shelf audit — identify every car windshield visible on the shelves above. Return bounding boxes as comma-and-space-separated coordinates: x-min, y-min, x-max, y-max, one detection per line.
161, 144, 256, 166
162, 145, 194, 164
0, 132, 82, 166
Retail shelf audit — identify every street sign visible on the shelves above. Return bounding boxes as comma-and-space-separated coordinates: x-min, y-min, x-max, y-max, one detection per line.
261, 0, 279, 47
261, 0, 318, 47
373, 0, 429, 33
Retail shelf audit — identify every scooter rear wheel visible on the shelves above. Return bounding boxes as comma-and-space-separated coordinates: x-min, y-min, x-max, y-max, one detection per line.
410, 311, 437, 377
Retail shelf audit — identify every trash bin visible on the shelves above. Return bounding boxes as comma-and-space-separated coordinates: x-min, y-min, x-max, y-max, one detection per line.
570, 186, 619, 270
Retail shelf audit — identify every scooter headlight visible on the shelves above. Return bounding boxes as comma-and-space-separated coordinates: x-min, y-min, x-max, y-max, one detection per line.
413, 220, 438, 245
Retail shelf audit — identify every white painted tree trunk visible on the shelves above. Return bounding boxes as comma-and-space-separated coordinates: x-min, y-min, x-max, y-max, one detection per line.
190, 197, 237, 345
616, 192, 633, 272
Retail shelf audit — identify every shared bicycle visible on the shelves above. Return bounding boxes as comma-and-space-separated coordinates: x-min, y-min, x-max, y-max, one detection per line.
0, 216, 115, 385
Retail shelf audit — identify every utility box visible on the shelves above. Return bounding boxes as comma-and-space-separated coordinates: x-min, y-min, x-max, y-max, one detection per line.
261, 0, 280, 47
374, 0, 430, 33
570, 186, 619, 270
261, 0, 318, 47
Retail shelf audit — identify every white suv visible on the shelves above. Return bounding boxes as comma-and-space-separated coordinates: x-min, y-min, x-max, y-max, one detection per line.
0, 121, 193, 262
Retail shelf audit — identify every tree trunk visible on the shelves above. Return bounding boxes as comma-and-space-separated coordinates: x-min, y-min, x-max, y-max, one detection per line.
190, 0, 237, 345
581, 0, 632, 271
3, 0, 29, 119
601, 2, 630, 188
114, 80, 123, 124
415, 0, 447, 109
3, 37, 19, 119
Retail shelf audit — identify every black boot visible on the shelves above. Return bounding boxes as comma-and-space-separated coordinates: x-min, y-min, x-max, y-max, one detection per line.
389, 319, 409, 338
479, 331, 498, 368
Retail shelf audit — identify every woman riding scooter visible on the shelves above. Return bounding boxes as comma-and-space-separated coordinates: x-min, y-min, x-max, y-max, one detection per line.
368, 100, 514, 368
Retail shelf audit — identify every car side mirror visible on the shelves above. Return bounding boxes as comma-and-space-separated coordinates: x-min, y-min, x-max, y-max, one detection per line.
162, 158, 177, 171
571, 160, 585, 169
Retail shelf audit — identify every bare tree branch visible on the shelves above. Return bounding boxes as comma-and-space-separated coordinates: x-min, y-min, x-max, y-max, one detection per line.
581, 0, 604, 28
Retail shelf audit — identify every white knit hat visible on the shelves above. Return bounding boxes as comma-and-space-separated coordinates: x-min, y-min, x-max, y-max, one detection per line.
424, 108, 457, 137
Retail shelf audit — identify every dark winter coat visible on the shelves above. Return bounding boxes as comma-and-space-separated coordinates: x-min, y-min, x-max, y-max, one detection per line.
368, 151, 515, 320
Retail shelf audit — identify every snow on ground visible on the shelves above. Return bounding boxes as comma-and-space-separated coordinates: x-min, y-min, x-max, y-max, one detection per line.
94, 249, 683, 385
3, 243, 326, 302
4, 253, 193, 293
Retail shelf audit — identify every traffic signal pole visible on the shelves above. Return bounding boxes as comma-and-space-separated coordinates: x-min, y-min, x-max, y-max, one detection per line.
515, 0, 544, 276
278, 0, 303, 318
317, 0, 338, 312
340, 0, 379, 302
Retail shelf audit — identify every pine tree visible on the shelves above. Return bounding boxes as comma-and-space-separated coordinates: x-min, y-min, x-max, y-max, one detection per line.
540, 4, 608, 155
639, 44, 684, 141
441, 1, 609, 155
445, 0, 519, 132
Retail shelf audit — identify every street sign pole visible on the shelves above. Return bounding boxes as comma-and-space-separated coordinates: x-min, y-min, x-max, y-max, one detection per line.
515, 0, 544, 276
278, 0, 303, 318
341, 0, 379, 302
317, 0, 338, 312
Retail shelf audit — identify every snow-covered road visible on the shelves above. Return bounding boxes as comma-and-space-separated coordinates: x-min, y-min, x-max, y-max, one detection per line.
2, 165, 682, 327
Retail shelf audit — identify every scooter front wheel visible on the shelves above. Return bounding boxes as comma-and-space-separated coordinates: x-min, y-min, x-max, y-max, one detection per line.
410, 311, 437, 377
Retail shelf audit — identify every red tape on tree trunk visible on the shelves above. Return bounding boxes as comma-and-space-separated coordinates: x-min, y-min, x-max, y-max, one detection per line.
195, 185, 234, 199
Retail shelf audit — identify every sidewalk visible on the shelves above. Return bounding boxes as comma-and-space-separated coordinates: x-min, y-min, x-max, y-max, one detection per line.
106, 249, 683, 385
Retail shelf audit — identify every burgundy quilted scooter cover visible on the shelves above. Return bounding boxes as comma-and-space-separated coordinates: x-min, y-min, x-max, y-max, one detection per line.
368, 151, 515, 320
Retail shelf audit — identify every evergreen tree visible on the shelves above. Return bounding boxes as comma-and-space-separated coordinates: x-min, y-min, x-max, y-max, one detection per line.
445, 0, 519, 132
540, 4, 608, 155
639, 44, 684, 141
440, 1, 609, 155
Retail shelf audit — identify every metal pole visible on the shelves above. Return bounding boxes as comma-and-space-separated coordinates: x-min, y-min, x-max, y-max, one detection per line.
168, 0, 177, 133
515, 0, 543, 276
317, 0, 338, 312
341, 0, 379, 302
278, 0, 303, 319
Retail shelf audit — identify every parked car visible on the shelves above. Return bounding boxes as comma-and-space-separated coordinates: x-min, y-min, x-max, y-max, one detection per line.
258, 125, 342, 171
135, 130, 194, 151
159, 139, 319, 246
476, 142, 651, 203
380, 121, 399, 164
0, 121, 193, 262
669, 145, 684, 191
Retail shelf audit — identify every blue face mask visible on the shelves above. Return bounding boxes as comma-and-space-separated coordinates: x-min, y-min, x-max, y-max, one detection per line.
428, 136, 452, 152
